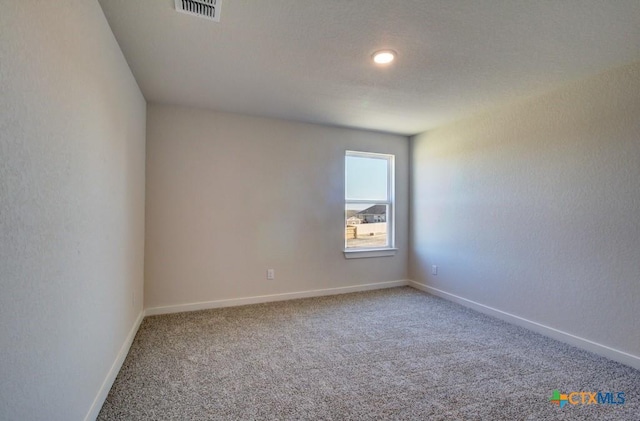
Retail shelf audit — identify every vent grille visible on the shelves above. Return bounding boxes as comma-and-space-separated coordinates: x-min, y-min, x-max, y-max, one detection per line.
175, 0, 221, 22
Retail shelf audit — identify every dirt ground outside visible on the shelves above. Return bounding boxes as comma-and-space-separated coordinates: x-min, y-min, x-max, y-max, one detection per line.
346, 232, 387, 248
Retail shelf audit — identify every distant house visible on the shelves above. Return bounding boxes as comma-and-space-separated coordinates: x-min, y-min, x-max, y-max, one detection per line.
356, 204, 386, 223
346, 216, 362, 225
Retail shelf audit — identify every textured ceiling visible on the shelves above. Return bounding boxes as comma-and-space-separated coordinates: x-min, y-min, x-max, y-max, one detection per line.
98, 0, 640, 135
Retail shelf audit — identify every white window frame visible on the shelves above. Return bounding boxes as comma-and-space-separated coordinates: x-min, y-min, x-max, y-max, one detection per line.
344, 150, 397, 259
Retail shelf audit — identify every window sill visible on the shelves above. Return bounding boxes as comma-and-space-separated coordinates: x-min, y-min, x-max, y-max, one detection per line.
343, 248, 398, 259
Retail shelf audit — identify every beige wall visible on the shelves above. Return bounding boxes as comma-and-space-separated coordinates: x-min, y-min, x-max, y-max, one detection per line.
145, 104, 409, 309
410, 61, 640, 364
0, 2, 146, 420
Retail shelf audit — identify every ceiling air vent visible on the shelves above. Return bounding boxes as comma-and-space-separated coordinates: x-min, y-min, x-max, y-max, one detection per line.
175, 0, 221, 22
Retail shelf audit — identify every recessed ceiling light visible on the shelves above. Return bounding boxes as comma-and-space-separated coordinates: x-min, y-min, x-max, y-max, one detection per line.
372, 50, 396, 65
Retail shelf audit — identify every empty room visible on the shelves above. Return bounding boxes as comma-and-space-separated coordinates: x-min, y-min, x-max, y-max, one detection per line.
1, 1, 639, 420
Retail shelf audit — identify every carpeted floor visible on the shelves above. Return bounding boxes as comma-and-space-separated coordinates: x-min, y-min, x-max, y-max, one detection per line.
98, 287, 639, 420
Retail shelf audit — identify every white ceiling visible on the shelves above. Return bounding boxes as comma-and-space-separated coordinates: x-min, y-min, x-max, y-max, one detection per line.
98, 0, 640, 136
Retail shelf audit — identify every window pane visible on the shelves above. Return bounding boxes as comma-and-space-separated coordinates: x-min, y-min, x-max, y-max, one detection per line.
345, 203, 388, 249
345, 155, 388, 201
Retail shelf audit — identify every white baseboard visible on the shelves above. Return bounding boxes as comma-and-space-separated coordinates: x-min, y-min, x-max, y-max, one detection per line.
84, 310, 145, 421
145, 280, 410, 316
408, 281, 640, 370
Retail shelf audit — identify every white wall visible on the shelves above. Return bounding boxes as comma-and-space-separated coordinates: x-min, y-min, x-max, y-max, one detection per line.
145, 104, 408, 310
0, 2, 146, 420
355, 222, 387, 237
410, 61, 640, 367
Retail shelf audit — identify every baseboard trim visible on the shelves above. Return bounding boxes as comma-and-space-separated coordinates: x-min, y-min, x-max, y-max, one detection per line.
408, 281, 640, 370
84, 310, 144, 421
145, 280, 410, 316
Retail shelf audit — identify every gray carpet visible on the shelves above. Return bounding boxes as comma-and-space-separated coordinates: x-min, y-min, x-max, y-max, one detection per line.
98, 287, 639, 420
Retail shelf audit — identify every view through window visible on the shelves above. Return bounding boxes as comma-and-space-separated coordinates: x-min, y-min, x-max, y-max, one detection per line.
345, 151, 394, 250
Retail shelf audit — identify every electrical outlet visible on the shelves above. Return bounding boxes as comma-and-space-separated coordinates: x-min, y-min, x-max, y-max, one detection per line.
267, 269, 275, 280
431, 265, 438, 275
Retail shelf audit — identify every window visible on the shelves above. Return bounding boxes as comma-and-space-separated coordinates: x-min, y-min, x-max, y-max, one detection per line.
344, 151, 396, 258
